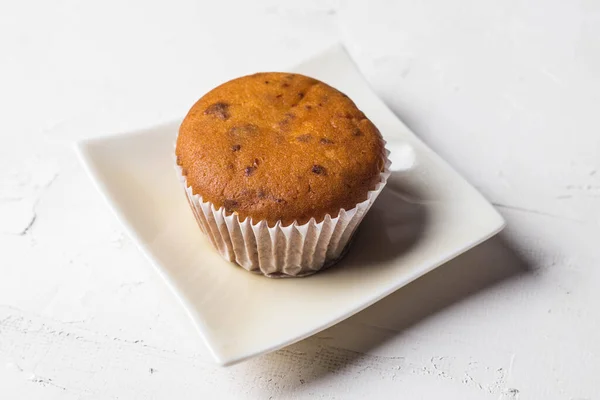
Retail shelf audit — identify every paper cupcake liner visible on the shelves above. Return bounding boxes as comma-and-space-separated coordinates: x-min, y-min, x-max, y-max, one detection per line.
176, 150, 391, 278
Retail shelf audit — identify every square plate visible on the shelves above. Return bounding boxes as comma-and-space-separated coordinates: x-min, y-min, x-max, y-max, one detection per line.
76, 45, 504, 366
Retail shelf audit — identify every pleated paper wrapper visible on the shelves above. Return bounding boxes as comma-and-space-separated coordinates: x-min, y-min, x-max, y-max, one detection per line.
177, 152, 391, 278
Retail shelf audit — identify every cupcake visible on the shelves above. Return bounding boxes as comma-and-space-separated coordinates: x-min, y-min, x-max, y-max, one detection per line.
176, 72, 390, 277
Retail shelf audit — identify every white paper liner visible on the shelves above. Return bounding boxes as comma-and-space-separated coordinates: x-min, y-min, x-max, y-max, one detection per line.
176, 150, 391, 278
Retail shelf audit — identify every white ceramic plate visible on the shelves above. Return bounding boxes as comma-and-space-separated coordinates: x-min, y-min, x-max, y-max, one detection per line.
76, 45, 504, 366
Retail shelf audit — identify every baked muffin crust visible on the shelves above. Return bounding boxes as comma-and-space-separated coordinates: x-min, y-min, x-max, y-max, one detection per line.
176, 72, 385, 226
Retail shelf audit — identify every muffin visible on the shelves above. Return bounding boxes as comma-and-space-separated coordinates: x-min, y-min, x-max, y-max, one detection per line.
176, 72, 390, 277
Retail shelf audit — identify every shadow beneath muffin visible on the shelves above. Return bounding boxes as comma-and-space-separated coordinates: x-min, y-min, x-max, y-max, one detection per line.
245, 233, 534, 395
329, 173, 429, 271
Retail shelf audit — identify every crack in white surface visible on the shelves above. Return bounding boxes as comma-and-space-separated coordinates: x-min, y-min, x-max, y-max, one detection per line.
29, 375, 68, 391
0, 305, 189, 358
492, 202, 585, 223
498, 388, 520, 400
18, 213, 37, 236
0, 157, 59, 236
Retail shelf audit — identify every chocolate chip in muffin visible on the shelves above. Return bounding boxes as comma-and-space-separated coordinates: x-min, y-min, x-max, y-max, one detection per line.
278, 119, 291, 131
312, 165, 326, 175
222, 199, 238, 212
204, 102, 230, 120
231, 144, 241, 152
296, 134, 312, 142
320, 138, 334, 145
244, 159, 260, 176
244, 166, 256, 176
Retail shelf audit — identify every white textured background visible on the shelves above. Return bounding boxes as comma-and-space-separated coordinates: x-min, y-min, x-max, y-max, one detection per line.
1, 1, 599, 399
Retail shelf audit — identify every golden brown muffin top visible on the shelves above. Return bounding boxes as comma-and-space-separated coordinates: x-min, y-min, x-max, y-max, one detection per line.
176, 72, 386, 226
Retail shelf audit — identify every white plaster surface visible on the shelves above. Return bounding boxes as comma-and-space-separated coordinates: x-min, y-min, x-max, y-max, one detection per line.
1, 1, 599, 399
